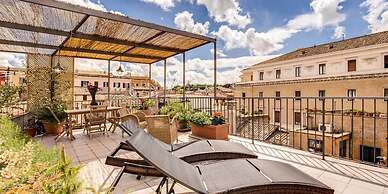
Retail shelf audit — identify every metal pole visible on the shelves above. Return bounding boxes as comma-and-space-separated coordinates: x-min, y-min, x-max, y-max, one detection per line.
182, 52, 186, 103
107, 60, 111, 106
149, 64, 152, 98
6, 67, 10, 86
163, 59, 167, 104
213, 41, 217, 99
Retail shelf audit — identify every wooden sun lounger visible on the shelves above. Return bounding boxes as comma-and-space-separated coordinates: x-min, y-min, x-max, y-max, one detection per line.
105, 122, 257, 178
111, 129, 334, 194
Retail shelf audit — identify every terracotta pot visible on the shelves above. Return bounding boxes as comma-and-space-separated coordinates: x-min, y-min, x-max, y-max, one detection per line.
190, 123, 229, 140
177, 120, 190, 132
43, 121, 63, 135
25, 127, 37, 137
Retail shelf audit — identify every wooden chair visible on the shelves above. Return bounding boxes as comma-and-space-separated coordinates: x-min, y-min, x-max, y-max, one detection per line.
145, 115, 178, 144
84, 105, 108, 138
133, 111, 147, 129
107, 108, 131, 136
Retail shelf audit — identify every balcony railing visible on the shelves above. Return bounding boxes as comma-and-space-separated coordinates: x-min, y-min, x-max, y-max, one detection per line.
156, 96, 388, 168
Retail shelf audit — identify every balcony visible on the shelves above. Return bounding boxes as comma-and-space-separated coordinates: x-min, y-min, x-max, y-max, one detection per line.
37, 123, 388, 193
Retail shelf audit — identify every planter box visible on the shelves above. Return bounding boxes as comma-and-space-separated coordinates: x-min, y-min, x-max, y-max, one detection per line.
190, 123, 229, 140
43, 121, 63, 135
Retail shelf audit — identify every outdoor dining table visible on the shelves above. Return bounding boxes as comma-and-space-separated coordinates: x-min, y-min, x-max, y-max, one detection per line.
61, 106, 121, 141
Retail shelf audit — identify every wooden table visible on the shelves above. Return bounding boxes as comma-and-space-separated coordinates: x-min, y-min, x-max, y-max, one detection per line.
58, 107, 121, 141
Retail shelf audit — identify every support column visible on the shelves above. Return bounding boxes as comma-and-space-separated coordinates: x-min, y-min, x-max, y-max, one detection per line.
213, 41, 217, 99
107, 60, 111, 106
182, 52, 186, 103
149, 64, 152, 98
163, 59, 167, 104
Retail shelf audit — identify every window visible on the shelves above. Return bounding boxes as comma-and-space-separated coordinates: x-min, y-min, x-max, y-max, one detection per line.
360, 145, 381, 163
274, 111, 281, 123
127, 83, 130, 88
275, 91, 281, 98
318, 64, 326, 75
103, 82, 109, 87
250, 74, 253, 81
318, 90, 325, 98
136, 83, 139, 86
294, 112, 301, 125
117, 82, 120, 88
142, 83, 146, 87
384, 88, 388, 98
347, 89, 356, 98
275, 69, 281, 79
384, 55, 388, 68
242, 92, 246, 98
339, 140, 347, 158
347, 59, 356, 72
82, 95, 87, 101
258, 92, 263, 98
295, 91, 301, 100
259, 72, 264, 80
308, 139, 323, 153
94, 81, 98, 87
81, 81, 89, 87
295, 67, 301, 77
123, 83, 126, 88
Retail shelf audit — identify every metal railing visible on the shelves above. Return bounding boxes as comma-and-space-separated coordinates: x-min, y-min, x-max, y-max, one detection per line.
157, 96, 388, 167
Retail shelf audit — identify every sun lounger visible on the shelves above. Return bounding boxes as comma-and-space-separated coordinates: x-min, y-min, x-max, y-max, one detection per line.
111, 129, 334, 194
105, 121, 258, 178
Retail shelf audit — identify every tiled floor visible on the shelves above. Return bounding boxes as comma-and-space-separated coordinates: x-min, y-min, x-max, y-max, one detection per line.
38, 129, 388, 194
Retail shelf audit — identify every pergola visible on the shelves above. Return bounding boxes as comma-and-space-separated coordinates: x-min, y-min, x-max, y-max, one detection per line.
0, 0, 217, 108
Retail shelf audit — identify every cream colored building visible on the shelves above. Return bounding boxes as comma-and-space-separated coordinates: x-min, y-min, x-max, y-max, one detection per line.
235, 31, 388, 164
0, 67, 26, 86
74, 70, 161, 107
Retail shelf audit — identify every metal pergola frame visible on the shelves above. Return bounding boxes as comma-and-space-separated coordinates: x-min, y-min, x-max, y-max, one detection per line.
0, 0, 218, 104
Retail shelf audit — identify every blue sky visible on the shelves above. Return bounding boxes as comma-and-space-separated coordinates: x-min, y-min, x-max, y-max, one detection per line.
1, 0, 388, 86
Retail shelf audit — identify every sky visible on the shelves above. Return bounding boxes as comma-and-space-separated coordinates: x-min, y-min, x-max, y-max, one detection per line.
1, 0, 388, 87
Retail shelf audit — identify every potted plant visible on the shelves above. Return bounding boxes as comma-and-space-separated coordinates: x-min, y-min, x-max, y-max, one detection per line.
139, 98, 157, 115
86, 83, 100, 105
190, 111, 229, 140
32, 100, 67, 135
160, 102, 192, 131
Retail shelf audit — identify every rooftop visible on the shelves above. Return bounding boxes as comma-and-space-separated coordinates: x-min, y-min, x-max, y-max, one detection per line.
38, 128, 388, 194
247, 30, 388, 69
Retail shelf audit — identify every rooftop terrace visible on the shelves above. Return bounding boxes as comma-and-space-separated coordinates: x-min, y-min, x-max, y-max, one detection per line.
38, 127, 388, 194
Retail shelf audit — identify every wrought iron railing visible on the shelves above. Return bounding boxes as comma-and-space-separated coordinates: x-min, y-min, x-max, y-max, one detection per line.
156, 96, 388, 167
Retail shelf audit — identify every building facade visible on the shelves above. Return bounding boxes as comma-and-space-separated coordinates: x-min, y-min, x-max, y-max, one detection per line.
74, 70, 161, 108
234, 31, 388, 164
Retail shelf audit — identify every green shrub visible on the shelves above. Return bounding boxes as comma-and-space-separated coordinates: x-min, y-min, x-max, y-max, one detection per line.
31, 99, 67, 123
0, 117, 81, 193
160, 102, 193, 128
189, 112, 212, 126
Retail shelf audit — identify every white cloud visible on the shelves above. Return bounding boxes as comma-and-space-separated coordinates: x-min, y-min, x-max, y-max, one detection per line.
210, 48, 227, 58
57, 0, 125, 15
361, 0, 388, 33
141, 0, 179, 11
150, 55, 276, 87
215, 0, 346, 55
0, 52, 25, 68
332, 26, 346, 39
194, 0, 251, 29
174, 11, 210, 35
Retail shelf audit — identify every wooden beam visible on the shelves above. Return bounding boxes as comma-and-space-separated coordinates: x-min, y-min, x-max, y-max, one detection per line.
0, 21, 184, 53
0, 39, 163, 60
20, 0, 216, 42
52, 14, 90, 56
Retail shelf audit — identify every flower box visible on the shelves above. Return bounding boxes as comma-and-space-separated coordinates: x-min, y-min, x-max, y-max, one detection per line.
190, 123, 229, 140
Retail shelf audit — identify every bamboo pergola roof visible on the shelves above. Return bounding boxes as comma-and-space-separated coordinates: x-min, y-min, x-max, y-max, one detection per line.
0, 0, 216, 64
